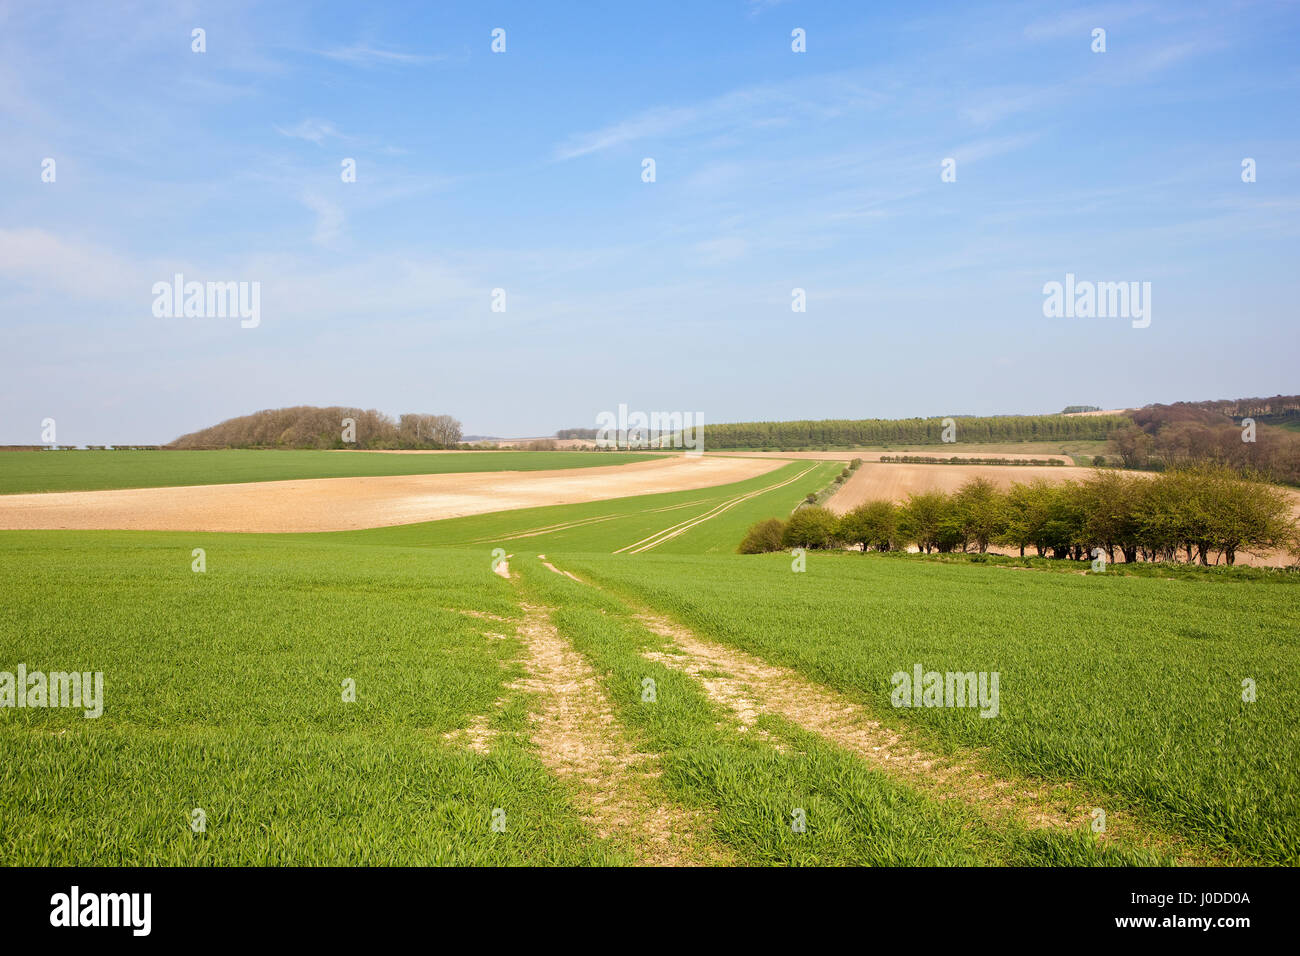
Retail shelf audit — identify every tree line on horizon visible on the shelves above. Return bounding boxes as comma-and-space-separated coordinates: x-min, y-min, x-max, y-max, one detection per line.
1164, 394, 1300, 420
741, 466, 1298, 567
168, 406, 463, 450
160, 399, 1300, 483
699, 414, 1129, 449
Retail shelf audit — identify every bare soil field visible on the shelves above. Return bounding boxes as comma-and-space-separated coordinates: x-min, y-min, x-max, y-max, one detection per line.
824, 462, 1095, 511
0, 455, 781, 533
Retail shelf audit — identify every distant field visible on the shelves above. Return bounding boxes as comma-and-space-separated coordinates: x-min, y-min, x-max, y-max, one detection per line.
0, 449, 658, 494
712, 440, 1112, 462
0, 456, 782, 533
878, 440, 1112, 461
333, 460, 841, 554
824, 460, 1099, 512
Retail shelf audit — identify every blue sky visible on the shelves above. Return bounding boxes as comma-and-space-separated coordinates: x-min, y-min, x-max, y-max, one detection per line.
2, 0, 1298, 443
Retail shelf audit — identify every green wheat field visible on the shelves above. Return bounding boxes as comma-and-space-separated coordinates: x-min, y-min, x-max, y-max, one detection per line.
1, 453, 1296, 865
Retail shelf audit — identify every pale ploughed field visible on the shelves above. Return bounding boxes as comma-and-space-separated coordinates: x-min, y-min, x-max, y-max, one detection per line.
0, 455, 780, 533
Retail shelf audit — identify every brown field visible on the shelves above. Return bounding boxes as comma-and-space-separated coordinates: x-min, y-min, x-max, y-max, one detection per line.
0, 455, 781, 533
823, 461, 1097, 512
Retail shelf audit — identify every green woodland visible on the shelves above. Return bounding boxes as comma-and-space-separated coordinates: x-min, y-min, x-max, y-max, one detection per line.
700, 414, 1129, 449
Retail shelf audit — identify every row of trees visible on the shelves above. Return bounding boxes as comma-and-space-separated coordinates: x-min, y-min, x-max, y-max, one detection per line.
1160, 395, 1300, 420
169, 406, 463, 450
703, 414, 1128, 449
740, 466, 1298, 566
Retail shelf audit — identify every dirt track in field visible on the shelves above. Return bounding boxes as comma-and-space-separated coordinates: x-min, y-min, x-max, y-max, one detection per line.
0, 455, 781, 533
634, 611, 1090, 832
538, 558, 1212, 860
512, 602, 721, 865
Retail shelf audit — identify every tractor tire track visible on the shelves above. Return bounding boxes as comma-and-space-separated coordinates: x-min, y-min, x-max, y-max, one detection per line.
508, 600, 721, 866
634, 610, 1086, 830
537, 557, 1212, 861
614, 465, 817, 554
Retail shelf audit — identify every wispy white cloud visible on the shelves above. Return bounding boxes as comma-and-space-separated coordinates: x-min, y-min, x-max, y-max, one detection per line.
299, 193, 345, 245
691, 237, 749, 266
555, 105, 700, 160
1119, 37, 1221, 78
949, 132, 1041, 164
0, 227, 490, 331
1022, 4, 1151, 41
961, 86, 1060, 126
0, 228, 144, 302
275, 118, 347, 145
318, 44, 432, 66
553, 76, 887, 160
176, 74, 260, 101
